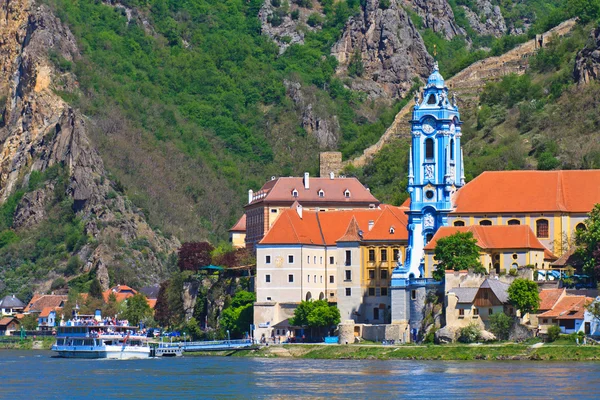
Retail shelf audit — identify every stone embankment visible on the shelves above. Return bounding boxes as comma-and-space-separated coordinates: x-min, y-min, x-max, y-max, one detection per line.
346, 18, 577, 169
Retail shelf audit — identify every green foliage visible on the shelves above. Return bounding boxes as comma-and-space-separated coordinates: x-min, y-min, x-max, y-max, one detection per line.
508, 278, 540, 314
88, 278, 104, 299
220, 290, 255, 338
547, 325, 562, 342
290, 300, 340, 328
432, 232, 483, 280
458, 323, 481, 343
489, 312, 512, 340
480, 74, 542, 109
565, 0, 600, 24
21, 314, 39, 330
576, 204, 600, 280
587, 299, 600, 322
347, 49, 364, 77
50, 277, 67, 291
121, 293, 153, 326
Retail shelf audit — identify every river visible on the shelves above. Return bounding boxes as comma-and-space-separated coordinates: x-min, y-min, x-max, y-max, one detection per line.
2, 350, 599, 398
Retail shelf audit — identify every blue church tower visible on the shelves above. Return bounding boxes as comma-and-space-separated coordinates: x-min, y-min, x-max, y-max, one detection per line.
390, 63, 464, 341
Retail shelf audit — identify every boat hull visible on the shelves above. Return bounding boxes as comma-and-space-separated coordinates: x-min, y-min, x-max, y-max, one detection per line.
52, 345, 151, 360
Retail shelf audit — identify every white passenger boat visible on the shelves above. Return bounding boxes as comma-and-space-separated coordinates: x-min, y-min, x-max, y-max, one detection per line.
51, 322, 152, 359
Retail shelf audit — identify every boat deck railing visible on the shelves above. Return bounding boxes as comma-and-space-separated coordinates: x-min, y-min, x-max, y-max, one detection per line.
158, 339, 254, 352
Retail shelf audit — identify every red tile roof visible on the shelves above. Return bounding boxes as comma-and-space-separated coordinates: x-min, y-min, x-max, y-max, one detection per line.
39, 307, 56, 318
25, 295, 68, 313
538, 289, 565, 312
452, 170, 600, 213
424, 225, 547, 251
259, 205, 408, 246
247, 177, 379, 206
229, 214, 246, 232
538, 295, 592, 319
0, 317, 19, 326
103, 285, 138, 303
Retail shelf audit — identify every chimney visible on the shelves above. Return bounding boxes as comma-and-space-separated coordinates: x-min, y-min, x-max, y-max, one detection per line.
296, 203, 303, 219
329, 171, 334, 180
248, 189, 253, 204
304, 172, 310, 189
368, 220, 374, 231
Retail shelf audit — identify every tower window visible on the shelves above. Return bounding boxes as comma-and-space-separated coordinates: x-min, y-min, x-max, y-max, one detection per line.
450, 139, 455, 160
479, 219, 492, 226
536, 219, 549, 238
426, 233, 433, 243
427, 94, 436, 104
508, 219, 520, 225
425, 190, 434, 200
425, 138, 434, 159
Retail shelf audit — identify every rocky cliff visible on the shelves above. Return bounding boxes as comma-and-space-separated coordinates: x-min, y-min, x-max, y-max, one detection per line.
331, 0, 433, 100
574, 27, 600, 85
409, 0, 466, 40
0, 0, 178, 294
461, 0, 507, 38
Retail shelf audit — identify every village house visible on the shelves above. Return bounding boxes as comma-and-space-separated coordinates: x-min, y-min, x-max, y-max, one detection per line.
228, 214, 246, 249
536, 289, 592, 334
581, 296, 600, 336
0, 295, 26, 316
24, 294, 67, 316
0, 317, 20, 336
104, 285, 156, 308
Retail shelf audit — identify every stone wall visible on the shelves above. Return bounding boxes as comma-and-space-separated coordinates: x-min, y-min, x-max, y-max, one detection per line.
319, 152, 343, 177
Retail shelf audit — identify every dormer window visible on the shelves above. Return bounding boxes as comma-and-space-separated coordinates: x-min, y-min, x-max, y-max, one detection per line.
318, 189, 325, 198
344, 189, 351, 198
389, 226, 395, 234
292, 189, 298, 198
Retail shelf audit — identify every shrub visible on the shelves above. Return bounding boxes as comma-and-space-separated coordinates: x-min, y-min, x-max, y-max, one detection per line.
458, 323, 481, 343
489, 312, 512, 340
509, 268, 518, 276
290, 9, 300, 20
547, 325, 561, 342
307, 13, 323, 27
51, 277, 67, 291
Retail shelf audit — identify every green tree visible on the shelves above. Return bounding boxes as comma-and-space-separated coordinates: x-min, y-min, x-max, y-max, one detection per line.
547, 325, 561, 342
220, 290, 256, 338
489, 312, 512, 340
507, 278, 540, 315
433, 231, 484, 280
21, 314, 38, 330
88, 278, 103, 300
586, 299, 600, 324
458, 323, 481, 343
121, 293, 153, 326
565, 0, 600, 23
575, 204, 600, 280
290, 300, 340, 337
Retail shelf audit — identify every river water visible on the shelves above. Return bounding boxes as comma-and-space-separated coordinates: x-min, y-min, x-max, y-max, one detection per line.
2, 350, 599, 399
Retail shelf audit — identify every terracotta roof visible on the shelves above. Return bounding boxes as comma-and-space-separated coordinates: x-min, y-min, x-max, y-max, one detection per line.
538, 288, 565, 312
229, 214, 246, 232
0, 317, 19, 326
25, 295, 68, 313
147, 299, 157, 309
424, 225, 547, 251
452, 170, 600, 213
103, 285, 138, 303
39, 307, 56, 318
247, 176, 379, 206
551, 246, 582, 266
538, 295, 592, 319
337, 216, 362, 242
259, 205, 408, 246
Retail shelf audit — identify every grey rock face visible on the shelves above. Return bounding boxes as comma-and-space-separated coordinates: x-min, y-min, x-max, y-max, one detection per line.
332, 0, 434, 100
435, 325, 458, 343
462, 0, 507, 38
410, 0, 466, 40
285, 80, 340, 148
574, 27, 600, 84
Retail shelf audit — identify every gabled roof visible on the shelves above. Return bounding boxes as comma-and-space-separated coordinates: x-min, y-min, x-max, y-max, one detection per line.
337, 216, 362, 242
229, 214, 246, 232
452, 170, 600, 213
0, 317, 19, 327
259, 205, 408, 246
539, 288, 565, 312
139, 284, 160, 299
25, 295, 68, 313
0, 295, 26, 309
247, 177, 379, 206
449, 287, 478, 304
103, 285, 138, 303
480, 279, 510, 303
39, 307, 56, 318
424, 225, 547, 251
538, 295, 592, 320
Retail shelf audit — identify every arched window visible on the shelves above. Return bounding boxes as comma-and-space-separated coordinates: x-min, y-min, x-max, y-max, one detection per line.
454, 220, 465, 227
344, 189, 351, 198
427, 94, 436, 104
536, 219, 549, 238
426, 233, 433, 243
576, 223, 586, 231
450, 139, 455, 161
292, 189, 298, 198
306, 292, 312, 301
318, 189, 325, 198
479, 219, 492, 226
507, 219, 520, 225
425, 138, 434, 159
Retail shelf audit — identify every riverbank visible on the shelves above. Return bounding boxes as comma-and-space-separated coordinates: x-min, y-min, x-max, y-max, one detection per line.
0, 337, 54, 350
187, 340, 600, 361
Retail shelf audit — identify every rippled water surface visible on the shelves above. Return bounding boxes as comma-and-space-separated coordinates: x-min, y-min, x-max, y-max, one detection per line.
2, 350, 600, 399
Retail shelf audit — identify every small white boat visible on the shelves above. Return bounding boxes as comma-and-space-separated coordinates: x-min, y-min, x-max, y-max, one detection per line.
52, 323, 152, 359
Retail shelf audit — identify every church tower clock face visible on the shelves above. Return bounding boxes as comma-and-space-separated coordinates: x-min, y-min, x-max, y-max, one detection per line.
422, 117, 436, 134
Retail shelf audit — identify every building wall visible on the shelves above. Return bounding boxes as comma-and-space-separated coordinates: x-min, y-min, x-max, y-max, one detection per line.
336, 243, 363, 322
445, 294, 485, 330
229, 231, 246, 249
319, 152, 343, 177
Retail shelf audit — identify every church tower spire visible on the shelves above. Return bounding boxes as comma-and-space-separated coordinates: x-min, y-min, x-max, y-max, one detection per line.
404, 64, 463, 278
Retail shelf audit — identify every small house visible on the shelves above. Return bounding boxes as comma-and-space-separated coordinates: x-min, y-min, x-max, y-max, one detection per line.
0, 317, 20, 336
0, 295, 26, 316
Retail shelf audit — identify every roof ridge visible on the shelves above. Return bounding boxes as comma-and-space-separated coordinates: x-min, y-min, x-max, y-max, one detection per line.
287, 211, 301, 243
315, 212, 326, 246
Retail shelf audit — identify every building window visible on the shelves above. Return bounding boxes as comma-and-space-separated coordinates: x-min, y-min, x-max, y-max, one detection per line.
411, 290, 416, 300
368, 288, 375, 296
473, 308, 479, 316
576, 223, 586, 231
393, 249, 399, 261
368, 249, 375, 262
345, 288, 351, 296
390, 227, 395, 234
345, 250, 351, 266
267, 297, 272, 301
454, 220, 465, 227
479, 219, 492, 226
288, 255, 294, 264
271, 208, 277, 213
425, 190, 434, 200
381, 270, 388, 279
318, 189, 325, 198
307, 275, 310, 283
373, 308, 380, 320
314, 275, 317, 283
508, 219, 520, 225
329, 256, 334, 264
381, 249, 388, 262
489, 308, 493, 315
381, 287, 388, 296
330, 275, 334, 284
320, 257, 323, 264
292, 189, 298, 198
345, 270, 352, 281
265, 255, 271, 264
425, 138, 434, 159
368, 270, 375, 279
543, 319, 548, 324
450, 139, 455, 160
344, 190, 351, 198
288, 274, 294, 283
536, 219, 549, 238
320, 276, 323, 283
427, 94, 436, 104
459, 308, 464, 318
266, 274, 271, 283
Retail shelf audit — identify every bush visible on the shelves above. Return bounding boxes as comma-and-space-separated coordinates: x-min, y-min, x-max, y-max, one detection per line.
290, 9, 300, 20
51, 277, 67, 291
547, 325, 561, 342
306, 13, 323, 27
489, 312, 512, 340
458, 323, 481, 343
